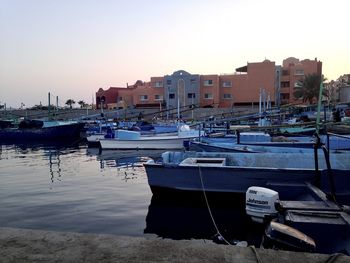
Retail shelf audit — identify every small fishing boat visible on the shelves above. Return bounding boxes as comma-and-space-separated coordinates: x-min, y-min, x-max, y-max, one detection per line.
99, 125, 203, 150
86, 121, 179, 147
190, 132, 350, 152
189, 140, 316, 153
144, 151, 350, 200
0, 119, 85, 141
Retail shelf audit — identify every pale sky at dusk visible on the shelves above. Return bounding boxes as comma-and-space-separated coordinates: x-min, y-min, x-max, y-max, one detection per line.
1, 0, 349, 108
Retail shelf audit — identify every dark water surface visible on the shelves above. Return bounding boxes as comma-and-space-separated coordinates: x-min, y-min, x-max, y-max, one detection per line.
0, 142, 262, 245
0, 142, 154, 237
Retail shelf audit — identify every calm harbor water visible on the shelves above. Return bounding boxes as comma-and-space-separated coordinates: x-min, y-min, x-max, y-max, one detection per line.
0, 141, 262, 245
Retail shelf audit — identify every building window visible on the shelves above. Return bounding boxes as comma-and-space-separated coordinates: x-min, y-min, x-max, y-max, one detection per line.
204, 93, 213, 99
295, 69, 304, 76
281, 93, 290, 100
222, 81, 232, 87
119, 97, 123, 101
169, 93, 175, 99
281, 81, 290, 88
188, 93, 196, 99
223, 94, 232, 99
282, 70, 289, 76
166, 80, 172, 85
155, 95, 163, 100
203, 80, 213, 86
155, 81, 163, 87
140, 95, 148, 101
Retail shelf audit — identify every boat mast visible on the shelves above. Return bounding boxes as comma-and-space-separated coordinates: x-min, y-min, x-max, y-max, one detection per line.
48, 92, 51, 120
316, 77, 324, 136
259, 88, 262, 126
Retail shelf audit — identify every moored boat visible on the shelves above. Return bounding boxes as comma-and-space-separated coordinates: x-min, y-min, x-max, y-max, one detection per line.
99, 125, 203, 150
144, 151, 350, 200
190, 132, 350, 152
0, 119, 85, 141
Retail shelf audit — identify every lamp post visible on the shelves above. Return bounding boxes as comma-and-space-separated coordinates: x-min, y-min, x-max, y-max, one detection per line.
177, 78, 186, 121
191, 94, 194, 120
100, 97, 104, 115
177, 79, 181, 120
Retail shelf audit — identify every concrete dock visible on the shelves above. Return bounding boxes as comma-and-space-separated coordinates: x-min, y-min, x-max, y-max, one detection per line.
0, 227, 349, 263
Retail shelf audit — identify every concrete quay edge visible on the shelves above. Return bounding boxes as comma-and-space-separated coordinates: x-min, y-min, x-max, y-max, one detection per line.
0, 227, 349, 263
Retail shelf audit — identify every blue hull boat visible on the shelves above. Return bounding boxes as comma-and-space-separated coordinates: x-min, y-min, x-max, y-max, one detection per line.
0, 121, 85, 141
144, 151, 350, 205
189, 141, 316, 153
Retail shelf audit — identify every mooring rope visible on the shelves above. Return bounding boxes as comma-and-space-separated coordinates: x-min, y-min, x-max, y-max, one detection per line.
250, 246, 263, 263
197, 165, 231, 245
325, 253, 344, 263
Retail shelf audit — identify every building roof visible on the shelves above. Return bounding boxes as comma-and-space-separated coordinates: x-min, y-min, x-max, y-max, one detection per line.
235, 65, 247, 73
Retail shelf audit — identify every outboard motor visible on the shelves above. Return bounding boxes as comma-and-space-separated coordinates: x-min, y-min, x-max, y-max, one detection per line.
246, 186, 279, 223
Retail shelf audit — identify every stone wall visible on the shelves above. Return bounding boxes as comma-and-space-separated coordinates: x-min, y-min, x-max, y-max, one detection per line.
0, 106, 257, 122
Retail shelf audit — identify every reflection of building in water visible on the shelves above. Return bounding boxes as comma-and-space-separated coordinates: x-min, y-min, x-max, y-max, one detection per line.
47, 150, 61, 182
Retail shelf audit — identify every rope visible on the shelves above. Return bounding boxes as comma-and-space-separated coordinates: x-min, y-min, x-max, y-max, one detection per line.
197, 165, 231, 245
250, 246, 263, 263
197, 165, 264, 263
325, 253, 345, 263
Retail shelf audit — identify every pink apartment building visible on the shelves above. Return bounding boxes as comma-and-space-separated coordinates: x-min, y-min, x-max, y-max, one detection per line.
280, 57, 322, 104
96, 57, 322, 109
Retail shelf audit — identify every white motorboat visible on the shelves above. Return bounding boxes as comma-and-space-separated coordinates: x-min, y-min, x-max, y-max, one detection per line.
99, 125, 203, 150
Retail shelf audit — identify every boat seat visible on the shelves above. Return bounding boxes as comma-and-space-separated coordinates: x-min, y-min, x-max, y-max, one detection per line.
277, 200, 341, 212
179, 157, 226, 167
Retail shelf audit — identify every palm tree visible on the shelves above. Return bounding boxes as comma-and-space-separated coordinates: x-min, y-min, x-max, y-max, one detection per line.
293, 73, 327, 104
65, 99, 76, 109
78, 100, 86, 108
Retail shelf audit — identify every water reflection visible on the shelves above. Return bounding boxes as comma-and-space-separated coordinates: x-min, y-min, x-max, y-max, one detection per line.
0, 139, 84, 183
0, 141, 152, 237
0, 138, 84, 150
86, 148, 163, 176
48, 150, 62, 182
144, 193, 264, 246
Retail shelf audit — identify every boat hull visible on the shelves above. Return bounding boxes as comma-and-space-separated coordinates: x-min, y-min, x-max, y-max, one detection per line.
0, 122, 85, 141
189, 141, 319, 153
144, 164, 317, 196
145, 149, 350, 205
99, 136, 197, 150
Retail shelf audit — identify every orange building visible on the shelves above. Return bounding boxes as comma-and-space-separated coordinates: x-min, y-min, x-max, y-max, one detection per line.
280, 57, 322, 104
96, 57, 322, 109
199, 60, 277, 108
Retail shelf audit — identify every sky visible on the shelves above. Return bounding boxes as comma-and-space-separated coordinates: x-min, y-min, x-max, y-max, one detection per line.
1, 0, 349, 108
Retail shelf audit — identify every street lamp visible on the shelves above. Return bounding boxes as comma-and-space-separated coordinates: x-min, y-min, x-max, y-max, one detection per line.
177, 78, 185, 120
191, 93, 194, 120
100, 97, 105, 114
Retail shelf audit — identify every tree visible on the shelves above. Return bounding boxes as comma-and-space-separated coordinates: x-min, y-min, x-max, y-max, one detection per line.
78, 100, 86, 108
65, 99, 76, 109
293, 74, 327, 104
324, 80, 339, 106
